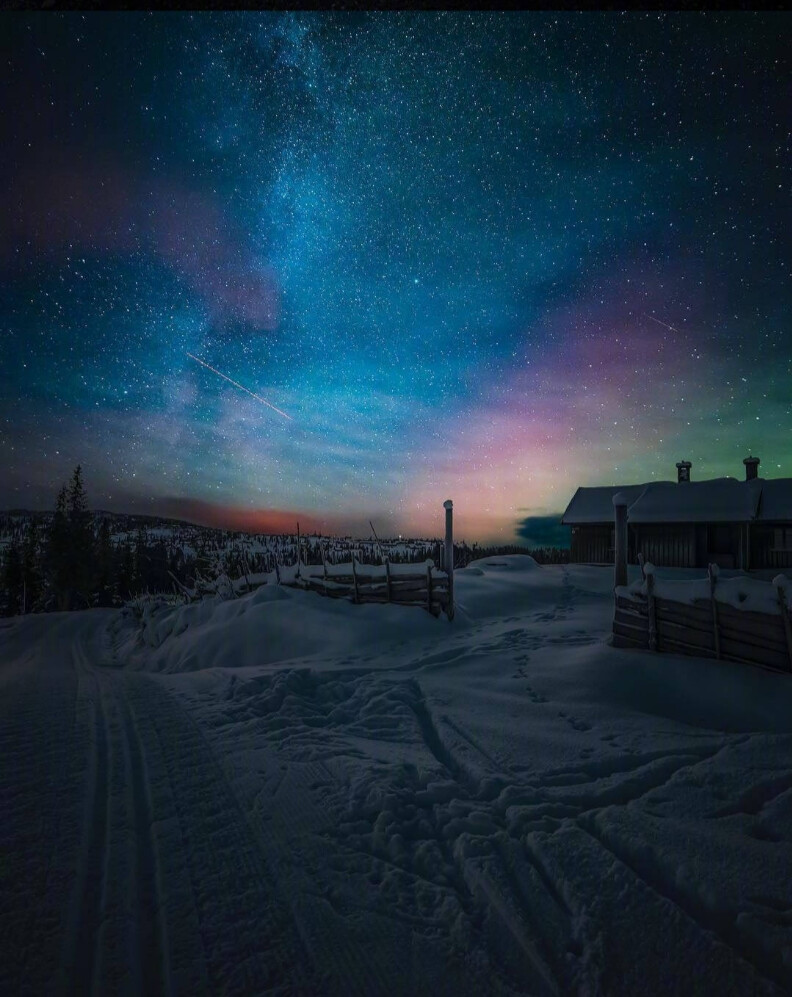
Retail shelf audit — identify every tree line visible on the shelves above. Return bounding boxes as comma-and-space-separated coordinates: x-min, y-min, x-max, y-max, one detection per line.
0, 466, 570, 617
0, 467, 201, 616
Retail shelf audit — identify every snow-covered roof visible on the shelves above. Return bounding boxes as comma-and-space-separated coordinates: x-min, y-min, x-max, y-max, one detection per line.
562, 475, 792, 525
561, 483, 657, 524
627, 477, 762, 524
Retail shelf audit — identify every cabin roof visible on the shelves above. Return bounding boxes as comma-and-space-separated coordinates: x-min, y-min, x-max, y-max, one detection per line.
756, 478, 792, 522
560, 483, 656, 524
627, 477, 762, 523
562, 475, 792, 525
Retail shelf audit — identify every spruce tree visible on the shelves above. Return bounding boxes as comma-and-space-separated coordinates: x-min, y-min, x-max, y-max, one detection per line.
66, 465, 95, 608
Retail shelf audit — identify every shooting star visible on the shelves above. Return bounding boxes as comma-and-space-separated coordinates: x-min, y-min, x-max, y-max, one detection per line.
644, 314, 681, 334
186, 352, 292, 420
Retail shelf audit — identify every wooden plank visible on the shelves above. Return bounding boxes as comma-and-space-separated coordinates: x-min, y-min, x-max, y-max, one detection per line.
655, 597, 712, 628
714, 601, 782, 630
659, 614, 785, 654
614, 608, 649, 630
719, 635, 790, 673
655, 611, 714, 640
658, 624, 790, 671
716, 619, 788, 655
656, 618, 714, 653
657, 636, 717, 659
612, 631, 649, 649
613, 620, 649, 644
615, 593, 647, 612
391, 577, 447, 590
661, 639, 788, 674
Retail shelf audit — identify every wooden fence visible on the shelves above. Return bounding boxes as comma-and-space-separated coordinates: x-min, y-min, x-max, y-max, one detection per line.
613, 568, 792, 675
284, 559, 451, 618
272, 500, 456, 620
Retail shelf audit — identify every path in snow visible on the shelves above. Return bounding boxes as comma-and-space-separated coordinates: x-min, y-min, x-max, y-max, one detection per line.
0, 614, 315, 996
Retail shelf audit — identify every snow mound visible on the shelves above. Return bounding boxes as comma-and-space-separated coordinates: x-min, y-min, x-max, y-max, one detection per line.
120, 582, 451, 673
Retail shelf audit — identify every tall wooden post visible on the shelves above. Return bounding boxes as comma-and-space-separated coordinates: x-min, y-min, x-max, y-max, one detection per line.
774, 575, 792, 672
613, 493, 628, 590
444, 499, 454, 620
646, 568, 658, 652
708, 563, 721, 659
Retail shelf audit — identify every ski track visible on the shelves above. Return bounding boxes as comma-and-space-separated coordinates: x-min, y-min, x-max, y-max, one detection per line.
576, 816, 788, 994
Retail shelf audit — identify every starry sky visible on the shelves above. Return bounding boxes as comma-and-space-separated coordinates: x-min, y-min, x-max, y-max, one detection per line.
1, 12, 789, 544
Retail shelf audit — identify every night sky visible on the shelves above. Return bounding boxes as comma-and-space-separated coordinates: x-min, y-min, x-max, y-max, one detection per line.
1, 13, 789, 544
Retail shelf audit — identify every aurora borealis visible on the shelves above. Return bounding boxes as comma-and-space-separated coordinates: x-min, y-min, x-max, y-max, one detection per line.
1, 13, 789, 544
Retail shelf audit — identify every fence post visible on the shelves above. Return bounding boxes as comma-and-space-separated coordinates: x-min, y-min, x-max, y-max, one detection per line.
708, 563, 721, 660
351, 556, 359, 604
646, 566, 657, 651
426, 561, 433, 614
637, 551, 645, 582
444, 499, 454, 621
296, 523, 301, 580
385, 559, 392, 603
774, 575, 792, 672
613, 493, 629, 590
274, 557, 281, 586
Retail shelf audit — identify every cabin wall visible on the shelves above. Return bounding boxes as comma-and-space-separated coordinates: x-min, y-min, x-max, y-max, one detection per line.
571, 520, 792, 570
749, 524, 792, 570
570, 525, 613, 564
633, 524, 697, 568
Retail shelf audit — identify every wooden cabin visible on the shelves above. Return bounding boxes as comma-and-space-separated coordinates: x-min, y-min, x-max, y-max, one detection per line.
561, 456, 792, 570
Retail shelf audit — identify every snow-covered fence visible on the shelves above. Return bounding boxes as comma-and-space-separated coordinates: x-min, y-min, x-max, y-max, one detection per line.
284, 558, 451, 618
613, 564, 792, 674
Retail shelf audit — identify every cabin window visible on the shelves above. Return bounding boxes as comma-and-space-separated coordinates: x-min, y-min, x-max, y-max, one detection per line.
773, 527, 792, 551
707, 525, 733, 555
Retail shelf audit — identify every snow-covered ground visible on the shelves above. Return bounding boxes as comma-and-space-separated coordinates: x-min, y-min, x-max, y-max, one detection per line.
2, 557, 791, 995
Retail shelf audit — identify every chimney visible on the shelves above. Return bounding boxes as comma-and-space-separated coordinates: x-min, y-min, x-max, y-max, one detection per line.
743, 454, 760, 481
676, 460, 692, 483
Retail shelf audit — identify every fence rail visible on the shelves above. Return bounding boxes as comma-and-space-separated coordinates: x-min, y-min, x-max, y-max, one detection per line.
613, 567, 792, 674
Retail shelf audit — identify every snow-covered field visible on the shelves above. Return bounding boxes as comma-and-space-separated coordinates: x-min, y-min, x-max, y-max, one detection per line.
2, 557, 791, 996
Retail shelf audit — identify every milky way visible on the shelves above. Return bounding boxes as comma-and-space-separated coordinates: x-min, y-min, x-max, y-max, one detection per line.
1, 13, 789, 543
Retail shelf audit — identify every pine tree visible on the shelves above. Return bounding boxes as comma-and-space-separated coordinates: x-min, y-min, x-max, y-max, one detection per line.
66, 465, 95, 608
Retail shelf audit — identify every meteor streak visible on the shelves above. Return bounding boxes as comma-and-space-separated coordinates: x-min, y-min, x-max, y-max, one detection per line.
644, 314, 680, 334
186, 352, 292, 420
